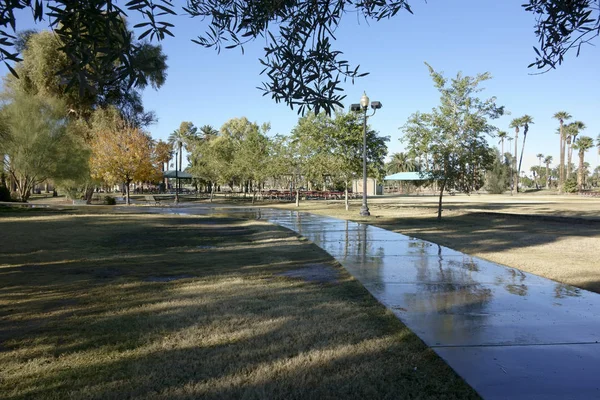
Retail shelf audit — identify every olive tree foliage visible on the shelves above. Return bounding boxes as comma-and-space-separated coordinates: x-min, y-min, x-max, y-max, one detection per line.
401, 63, 504, 220
0, 1, 588, 114
525, 0, 600, 71
0, 92, 89, 201
6, 29, 167, 126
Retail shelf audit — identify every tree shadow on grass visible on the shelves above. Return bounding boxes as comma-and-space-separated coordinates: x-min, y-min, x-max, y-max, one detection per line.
0, 212, 478, 399
375, 211, 599, 255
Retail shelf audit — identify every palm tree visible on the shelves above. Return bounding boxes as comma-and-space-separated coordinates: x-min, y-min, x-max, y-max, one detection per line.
553, 111, 572, 193
573, 136, 594, 192
566, 121, 586, 178
386, 152, 415, 174
168, 121, 198, 172
168, 121, 198, 202
536, 153, 544, 188
508, 119, 521, 193
515, 115, 534, 192
199, 125, 219, 140
597, 134, 600, 155
497, 130, 508, 160
544, 155, 553, 189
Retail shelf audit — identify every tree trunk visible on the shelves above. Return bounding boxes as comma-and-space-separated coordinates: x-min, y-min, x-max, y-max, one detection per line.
84, 186, 94, 204
295, 188, 300, 207
210, 183, 215, 202
514, 130, 519, 193
344, 182, 349, 211
567, 143, 573, 178
125, 180, 131, 205
437, 178, 447, 221
578, 152, 584, 192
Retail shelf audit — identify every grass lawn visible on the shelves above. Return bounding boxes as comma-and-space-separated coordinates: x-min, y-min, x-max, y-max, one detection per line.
263, 193, 600, 294
0, 208, 478, 400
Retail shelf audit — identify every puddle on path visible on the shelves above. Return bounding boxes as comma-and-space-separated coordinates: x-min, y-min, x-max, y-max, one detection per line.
278, 263, 340, 283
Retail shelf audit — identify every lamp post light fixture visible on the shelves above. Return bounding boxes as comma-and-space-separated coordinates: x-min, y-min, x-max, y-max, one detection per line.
350, 92, 382, 217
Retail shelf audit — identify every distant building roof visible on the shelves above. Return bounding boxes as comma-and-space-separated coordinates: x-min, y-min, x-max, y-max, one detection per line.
163, 170, 193, 179
384, 172, 435, 181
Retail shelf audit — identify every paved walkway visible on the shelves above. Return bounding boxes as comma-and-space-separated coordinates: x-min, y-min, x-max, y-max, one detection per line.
173, 205, 600, 400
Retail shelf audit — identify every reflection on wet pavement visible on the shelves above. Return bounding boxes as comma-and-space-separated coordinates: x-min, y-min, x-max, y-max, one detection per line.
152, 205, 600, 399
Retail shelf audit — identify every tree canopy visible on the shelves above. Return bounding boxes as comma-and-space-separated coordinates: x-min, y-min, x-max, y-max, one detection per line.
0, 1, 594, 113
401, 63, 504, 219
89, 112, 161, 204
0, 92, 89, 201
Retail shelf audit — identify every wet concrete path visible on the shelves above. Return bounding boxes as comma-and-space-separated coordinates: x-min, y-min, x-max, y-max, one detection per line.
161, 205, 600, 399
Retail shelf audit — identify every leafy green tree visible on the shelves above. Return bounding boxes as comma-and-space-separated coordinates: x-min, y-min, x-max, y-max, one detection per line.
330, 111, 388, 210
553, 111, 572, 193
573, 136, 594, 192
0, 92, 89, 202
401, 63, 504, 220
485, 149, 510, 194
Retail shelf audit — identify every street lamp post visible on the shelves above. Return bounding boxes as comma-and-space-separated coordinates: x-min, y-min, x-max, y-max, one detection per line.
351, 92, 382, 217
174, 149, 179, 204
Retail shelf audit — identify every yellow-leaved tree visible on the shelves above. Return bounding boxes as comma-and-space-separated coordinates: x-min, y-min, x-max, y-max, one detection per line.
90, 115, 161, 205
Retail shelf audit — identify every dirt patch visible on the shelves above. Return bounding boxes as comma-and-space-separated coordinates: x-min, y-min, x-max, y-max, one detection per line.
278, 263, 340, 283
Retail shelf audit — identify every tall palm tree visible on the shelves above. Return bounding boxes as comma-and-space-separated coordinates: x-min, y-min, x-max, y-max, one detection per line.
544, 155, 553, 189
566, 121, 586, 178
168, 121, 198, 202
573, 136, 594, 192
497, 130, 508, 161
553, 111, 572, 193
509, 116, 533, 193
597, 134, 600, 155
536, 153, 544, 188
515, 115, 534, 192
168, 121, 198, 172
508, 119, 521, 193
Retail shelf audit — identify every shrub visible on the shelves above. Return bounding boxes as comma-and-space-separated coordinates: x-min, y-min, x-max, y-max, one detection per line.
104, 195, 116, 205
564, 178, 577, 193
0, 185, 11, 202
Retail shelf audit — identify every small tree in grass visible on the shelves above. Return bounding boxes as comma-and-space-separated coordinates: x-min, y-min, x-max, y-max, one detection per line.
402, 63, 504, 220
90, 113, 161, 205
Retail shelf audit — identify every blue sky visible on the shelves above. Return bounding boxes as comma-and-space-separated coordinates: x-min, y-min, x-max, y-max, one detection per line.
4, 1, 600, 174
